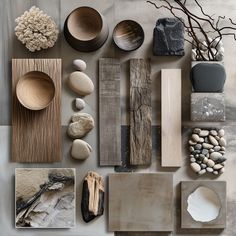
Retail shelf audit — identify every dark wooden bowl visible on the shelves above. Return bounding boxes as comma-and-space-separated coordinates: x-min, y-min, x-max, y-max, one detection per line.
16, 71, 55, 110
64, 6, 109, 52
113, 20, 145, 51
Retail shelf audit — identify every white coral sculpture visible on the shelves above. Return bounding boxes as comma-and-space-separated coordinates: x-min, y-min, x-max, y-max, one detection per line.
15, 6, 59, 52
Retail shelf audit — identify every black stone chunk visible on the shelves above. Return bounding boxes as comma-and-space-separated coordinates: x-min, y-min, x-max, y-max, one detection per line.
81, 171, 104, 223
153, 18, 185, 56
191, 63, 226, 92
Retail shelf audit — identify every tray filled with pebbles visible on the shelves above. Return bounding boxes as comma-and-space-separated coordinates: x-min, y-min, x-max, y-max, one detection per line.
189, 128, 226, 176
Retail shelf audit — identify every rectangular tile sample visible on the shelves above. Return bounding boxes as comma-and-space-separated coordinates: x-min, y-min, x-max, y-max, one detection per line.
181, 181, 226, 229
191, 93, 225, 121
99, 58, 121, 166
161, 69, 182, 167
130, 59, 152, 165
15, 168, 75, 228
12, 59, 61, 162
109, 173, 173, 232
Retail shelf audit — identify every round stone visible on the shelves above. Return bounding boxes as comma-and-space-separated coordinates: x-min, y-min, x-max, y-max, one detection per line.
209, 149, 214, 153
195, 144, 202, 150
201, 164, 207, 169
207, 159, 215, 167
199, 154, 205, 160
220, 168, 225, 174
190, 157, 196, 163
203, 143, 213, 149
210, 152, 222, 161
206, 167, 214, 173
191, 163, 201, 173
189, 146, 194, 152
75, 98, 85, 110
198, 169, 206, 175
219, 137, 226, 147
216, 157, 227, 163
203, 157, 208, 164
193, 128, 201, 134
202, 149, 208, 155
218, 129, 225, 137
209, 135, 219, 146
71, 139, 92, 160
190, 154, 194, 158
67, 113, 95, 138
198, 137, 204, 143
221, 147, 226, 151
214, 146, 221, 152
213, 164, 224, 170
73, 59, 87, 71
192, 134, 200, 142
210, 130, 217, 136
189, 140, 197, 145
69, 71, 94, 96
213, 171, 219, 175
199, 130, 209, 137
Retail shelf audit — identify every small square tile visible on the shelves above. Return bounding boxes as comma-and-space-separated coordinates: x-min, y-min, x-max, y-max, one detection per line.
191, 93, 225, 121
181, 181, 226, 229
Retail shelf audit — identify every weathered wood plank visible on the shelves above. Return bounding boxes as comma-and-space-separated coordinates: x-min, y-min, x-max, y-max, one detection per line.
161, 69, 182, 167
99, 58, 121, 166
130, 59, 152, 165
12, 59, 61, 163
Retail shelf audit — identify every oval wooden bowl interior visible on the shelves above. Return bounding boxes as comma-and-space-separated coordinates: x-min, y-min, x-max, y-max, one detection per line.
16, 71, 55, 110
113, 20, 144, 51
67, 7, 103, 41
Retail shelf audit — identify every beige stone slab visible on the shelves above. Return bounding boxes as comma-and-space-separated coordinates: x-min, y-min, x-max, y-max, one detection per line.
109, 173, 173, 232
181, 181, 226, 229
161, 69, 182, 167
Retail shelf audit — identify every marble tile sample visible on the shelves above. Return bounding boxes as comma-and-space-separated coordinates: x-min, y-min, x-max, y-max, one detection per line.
181, 181, 226, 229
109, 173, 173, 232
161, 69, 182, 167
12, 59, 61, 162
99, 58, 121, 166
15, 168, 76, 228
130, 59, 152, 165
191, 93, 226, 121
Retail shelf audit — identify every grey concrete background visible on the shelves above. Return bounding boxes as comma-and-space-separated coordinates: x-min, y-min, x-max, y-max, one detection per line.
1, 0, 236, 235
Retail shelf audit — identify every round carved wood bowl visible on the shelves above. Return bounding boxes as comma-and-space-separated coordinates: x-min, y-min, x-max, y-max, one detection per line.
113, 20, 145, 51
64, 6, 109, 52
16, 71, 55, 110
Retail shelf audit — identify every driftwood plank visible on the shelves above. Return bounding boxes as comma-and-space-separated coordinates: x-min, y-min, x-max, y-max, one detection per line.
12, 59, 61, 163
161, 69, 182, 167
99, 58, 121, 166
130, 59, 152, 165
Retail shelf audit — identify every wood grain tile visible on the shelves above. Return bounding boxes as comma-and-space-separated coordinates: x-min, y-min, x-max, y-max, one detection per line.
12, 59, 61, 162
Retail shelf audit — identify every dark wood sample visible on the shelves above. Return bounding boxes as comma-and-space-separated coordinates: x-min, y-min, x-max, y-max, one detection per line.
12, 59, 61, 163
99, 58, 121, 166
130, 59, 152, 165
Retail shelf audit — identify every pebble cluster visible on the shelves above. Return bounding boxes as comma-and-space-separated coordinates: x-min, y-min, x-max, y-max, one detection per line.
189, 128, 226, 176
67, 59, 94, 160
192, 38, 224, 61
15, 6, 59, 52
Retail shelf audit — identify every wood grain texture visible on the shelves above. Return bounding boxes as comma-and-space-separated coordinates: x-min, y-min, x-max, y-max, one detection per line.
109, 173, 173, 232
99, 58, 121, 166
181, 181, 226, 229
130, 59, 151, 165
161, 69, 182, 167
12, 59, 61, 163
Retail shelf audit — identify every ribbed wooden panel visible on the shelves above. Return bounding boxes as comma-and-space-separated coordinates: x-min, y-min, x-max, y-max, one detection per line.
130, 59, 152, 165
12, 59, 61, 163
99, 58, 121, 166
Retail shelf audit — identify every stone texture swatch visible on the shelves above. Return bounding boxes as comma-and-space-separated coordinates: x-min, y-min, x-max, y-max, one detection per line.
191, 93, 225, 121
153, 18, 185, 56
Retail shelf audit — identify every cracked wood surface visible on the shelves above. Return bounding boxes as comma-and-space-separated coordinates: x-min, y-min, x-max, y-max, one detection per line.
130, 59, 152, 165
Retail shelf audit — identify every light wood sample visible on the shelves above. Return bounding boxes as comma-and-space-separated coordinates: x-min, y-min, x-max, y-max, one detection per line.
109, 173, 173, 232
181, 181, 226, 229
12, 59, 61, 163
161, 69, 182, 167
99, 58, 121, 166
130, 59, 152, 165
